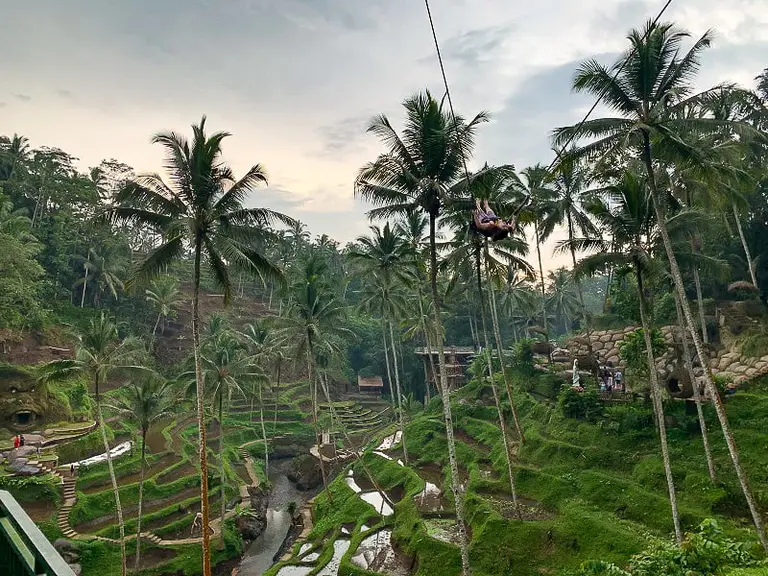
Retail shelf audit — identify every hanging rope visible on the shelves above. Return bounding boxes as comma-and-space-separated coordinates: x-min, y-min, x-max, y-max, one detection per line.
546, 0, 675, 171
422, 0, 676, 176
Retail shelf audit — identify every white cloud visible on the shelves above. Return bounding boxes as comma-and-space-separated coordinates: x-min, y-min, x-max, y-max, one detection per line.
1, 0, 766, 270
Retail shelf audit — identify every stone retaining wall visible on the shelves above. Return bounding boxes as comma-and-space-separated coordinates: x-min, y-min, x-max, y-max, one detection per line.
563, 324, 768, 395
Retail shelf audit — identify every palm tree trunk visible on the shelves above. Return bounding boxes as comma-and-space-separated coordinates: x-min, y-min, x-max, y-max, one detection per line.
469, 312, 479, 351
381, 321, 394, 404
135, 430, 147, 570
389, 321, 408, 464
273, 359, 281, 436
674, 292, 716, 483
483, 243, 525, 443
637, 272, 682, 543
429, 213, 472, 576
534, 221, 551, 364
603, 235, 615, 313
692, 265, 708, 344
95, 378, 127, 576
306, 348, 330, 502
258, 382, 269, 479
475, 249, 520, 516
567, 213, 594, 360
192, 241, 213, 576
250, 381, 256, 425
733, 202, 758, 289
219, 391, 226, 526
417, 290, 438, 405
642, 133, 768, 551
80, 252, 90, 308
151, 313, 162, 351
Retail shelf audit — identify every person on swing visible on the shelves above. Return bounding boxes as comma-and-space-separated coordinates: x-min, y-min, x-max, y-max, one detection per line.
474, 198, 517, 239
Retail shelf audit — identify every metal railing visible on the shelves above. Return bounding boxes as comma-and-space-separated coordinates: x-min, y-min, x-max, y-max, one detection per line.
0, 490, 75, 576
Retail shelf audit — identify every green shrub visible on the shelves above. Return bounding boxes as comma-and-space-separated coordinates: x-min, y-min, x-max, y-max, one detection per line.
573, 519, 762, 575
512, 338, 536, 376
604, 404, 654, 437
653, 292, 678, 325
559, 387, 602, 421
0, 474, 60, 503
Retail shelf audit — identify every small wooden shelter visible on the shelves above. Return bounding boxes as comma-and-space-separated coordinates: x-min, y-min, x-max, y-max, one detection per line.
357, 375, 384, 396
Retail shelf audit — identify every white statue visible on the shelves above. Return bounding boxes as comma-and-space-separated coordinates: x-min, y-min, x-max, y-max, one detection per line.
572, 359, 580, 388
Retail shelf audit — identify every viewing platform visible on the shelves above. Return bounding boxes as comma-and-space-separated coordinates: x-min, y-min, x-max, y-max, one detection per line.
0, 490, 74, 575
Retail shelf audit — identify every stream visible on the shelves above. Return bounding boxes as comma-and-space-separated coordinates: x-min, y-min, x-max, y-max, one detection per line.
237, 459, 311, 576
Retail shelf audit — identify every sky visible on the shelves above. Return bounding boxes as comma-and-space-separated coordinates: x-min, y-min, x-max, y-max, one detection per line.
1, 0, 767, 272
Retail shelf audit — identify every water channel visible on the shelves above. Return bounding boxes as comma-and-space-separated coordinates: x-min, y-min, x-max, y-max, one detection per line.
237, 459, 312, 576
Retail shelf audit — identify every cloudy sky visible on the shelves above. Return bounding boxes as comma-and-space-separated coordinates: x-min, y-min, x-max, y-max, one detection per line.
2, 0, 767, 271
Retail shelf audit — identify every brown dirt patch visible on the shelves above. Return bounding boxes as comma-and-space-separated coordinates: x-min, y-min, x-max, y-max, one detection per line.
126, 547, 177, 570
20, 498, 57, 522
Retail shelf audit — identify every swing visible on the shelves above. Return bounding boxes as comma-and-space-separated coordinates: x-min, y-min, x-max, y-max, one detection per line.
471, 195, 531, 242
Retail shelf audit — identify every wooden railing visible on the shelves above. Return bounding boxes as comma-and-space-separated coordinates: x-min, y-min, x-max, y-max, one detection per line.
0, 490, 74, 575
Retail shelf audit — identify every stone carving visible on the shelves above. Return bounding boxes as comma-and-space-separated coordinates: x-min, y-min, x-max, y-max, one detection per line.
0, 365, 71, 432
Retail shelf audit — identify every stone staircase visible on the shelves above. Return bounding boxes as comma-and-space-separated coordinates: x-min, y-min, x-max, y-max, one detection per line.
57, 475, 78, 539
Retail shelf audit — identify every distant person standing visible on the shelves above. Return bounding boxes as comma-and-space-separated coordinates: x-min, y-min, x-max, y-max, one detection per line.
615, 369, 623, 392
19, 434, 25, 447
13, 435, 19, 449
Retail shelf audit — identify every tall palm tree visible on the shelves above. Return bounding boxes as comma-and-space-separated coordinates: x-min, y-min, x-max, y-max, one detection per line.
510, 165, 556, 350
107, 116, 292, 575
193, 324, 260, 524
543, 156, 600, 353
242, 320, 279, 477
546, 268, 580, 334
278, 255, 349, 500
356, 91, 495, 575
107, 376, 175, 570
145, 276, 183, 342
575, 170, 685, 541
554, 20, 768, 550
73, 246, 126, 308
39, 314, 150, 576
349, 223, 413, 463
0, 133, 30, 181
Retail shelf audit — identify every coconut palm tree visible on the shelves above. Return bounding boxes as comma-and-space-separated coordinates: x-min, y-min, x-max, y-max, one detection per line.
242, 320, 279, 477
553, 20, 768, 550
39, 313, 151, 576
0, 133, 30, 181
106, 116, 292, 575
278, 255, 349, 500
197, 326, 261, 524
443, 227, 523, 510
349, 223, 413, 463
574, 170, 685, 541
73, 245, 126, 308
107, 376, 175, 570
510, 165, 557, 352
546, 268, 580, 334
356, 91, 499, 575
543, 156, 600, 353
145, 276, 183, 343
